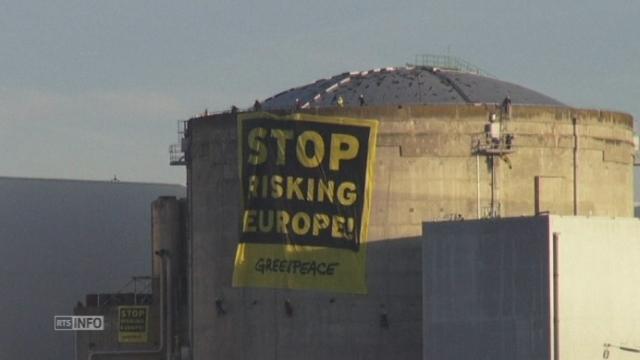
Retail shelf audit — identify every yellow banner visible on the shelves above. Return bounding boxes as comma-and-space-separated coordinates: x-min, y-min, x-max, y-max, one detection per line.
118, 305, 149, 343
232, 113, 378, 294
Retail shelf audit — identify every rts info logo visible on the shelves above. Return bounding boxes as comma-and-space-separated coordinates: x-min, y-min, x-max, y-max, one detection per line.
54, 316, 104, 331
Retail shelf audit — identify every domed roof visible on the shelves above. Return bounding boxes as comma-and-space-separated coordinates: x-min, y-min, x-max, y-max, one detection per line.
261, 66, 565, 110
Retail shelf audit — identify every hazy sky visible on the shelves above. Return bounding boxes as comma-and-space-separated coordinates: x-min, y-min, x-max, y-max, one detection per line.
0, 0, 638, 188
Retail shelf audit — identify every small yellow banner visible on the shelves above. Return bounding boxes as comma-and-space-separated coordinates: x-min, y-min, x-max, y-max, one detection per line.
118, 305, 149, 343
232, 113, 378, 294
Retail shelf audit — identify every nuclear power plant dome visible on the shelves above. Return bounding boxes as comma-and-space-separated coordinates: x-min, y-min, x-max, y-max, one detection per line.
262, 65, 566, 110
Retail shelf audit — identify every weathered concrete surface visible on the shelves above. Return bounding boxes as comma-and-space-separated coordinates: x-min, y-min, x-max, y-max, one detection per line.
550, 216, 640, 360
185, 104, 634, 360
151, 196, 188, 357
423, 217, 551, 360
423, 216, 640, 360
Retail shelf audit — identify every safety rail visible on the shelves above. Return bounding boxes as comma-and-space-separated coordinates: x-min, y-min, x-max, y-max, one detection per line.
169, 144, 185, 166
471, 133, 515, 156
413, 54, 495, 77
169, 120, 188, 166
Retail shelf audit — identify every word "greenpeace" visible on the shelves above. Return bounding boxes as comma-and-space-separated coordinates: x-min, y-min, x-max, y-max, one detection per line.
254, 257, 339, 276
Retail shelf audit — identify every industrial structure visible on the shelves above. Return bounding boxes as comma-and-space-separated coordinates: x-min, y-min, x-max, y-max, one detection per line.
0, 177, 183, 360
74, 57, 638, 359
74, 197, 186, 360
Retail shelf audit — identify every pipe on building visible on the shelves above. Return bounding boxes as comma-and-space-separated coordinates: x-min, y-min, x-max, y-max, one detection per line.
166, 258, 173, 360
150, 197, 183, 359
88, 253, 168, 360
572, 117, 578, 215
490, 155, 498, 217
476, 154, 480, 219
552, 232, 560, 360
186, 154, 194, 357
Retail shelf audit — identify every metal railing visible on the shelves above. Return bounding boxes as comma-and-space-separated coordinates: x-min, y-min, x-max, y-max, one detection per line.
413, 54, 495, 77
169, 143, 185, 166
169, 120, 188, 166
471, 134, 516, 155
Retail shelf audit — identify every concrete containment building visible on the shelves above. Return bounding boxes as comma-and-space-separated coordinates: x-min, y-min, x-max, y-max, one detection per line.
178, 62, 637, 359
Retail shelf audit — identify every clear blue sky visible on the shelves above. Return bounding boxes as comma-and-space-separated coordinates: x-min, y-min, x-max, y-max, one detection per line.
0, 0, 638, 192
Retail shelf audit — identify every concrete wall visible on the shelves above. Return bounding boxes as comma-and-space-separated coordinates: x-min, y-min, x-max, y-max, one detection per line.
187, 114, 422, 359
151, 196, 188, 353
310, 105, 634, 220
423, 217, 552, 360
551, 216, 640, 360
185, 104, 634, 360
151, 197, 184, 285
423, 215, 640, 360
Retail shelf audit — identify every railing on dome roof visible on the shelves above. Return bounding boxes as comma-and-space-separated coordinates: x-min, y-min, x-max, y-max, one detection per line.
169, 107, 254, 166
169, 120, 188, 166
413, 54, 495, 78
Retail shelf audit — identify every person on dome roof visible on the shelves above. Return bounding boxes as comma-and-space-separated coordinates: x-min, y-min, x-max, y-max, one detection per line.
502, 96, 512, 117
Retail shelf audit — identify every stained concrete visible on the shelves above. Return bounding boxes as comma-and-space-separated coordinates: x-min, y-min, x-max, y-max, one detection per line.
184, 104, 634, 359
423, 217, 551, 360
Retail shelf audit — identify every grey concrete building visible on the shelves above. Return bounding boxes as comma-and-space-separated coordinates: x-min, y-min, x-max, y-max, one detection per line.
423, 216, 640, 360
179, 64, 637, 359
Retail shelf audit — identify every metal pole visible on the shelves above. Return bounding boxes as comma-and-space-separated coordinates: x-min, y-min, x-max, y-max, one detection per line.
476, 154, 480, 219
572, 117, 578, 215
187, 158, 194, 356
553, 232, 560, 360
490, 156, 496, 217
166, 258, 173, 360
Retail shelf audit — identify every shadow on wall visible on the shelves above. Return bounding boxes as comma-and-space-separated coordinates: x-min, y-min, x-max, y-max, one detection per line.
206, 235, 424, 360
423, 217, 551, 360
